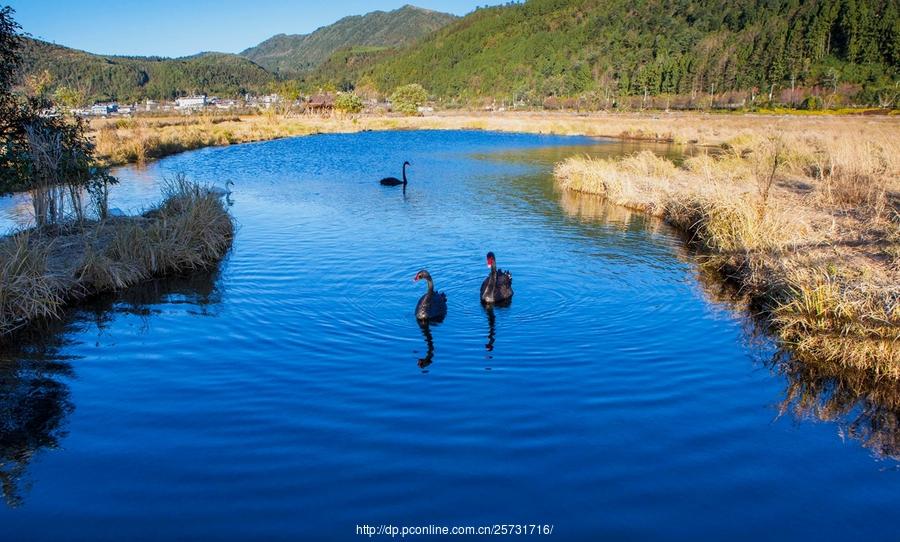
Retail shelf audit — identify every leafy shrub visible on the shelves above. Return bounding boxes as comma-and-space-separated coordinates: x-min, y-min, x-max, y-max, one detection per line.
390, 84, 427, 115
800, 95, 824, 110
334, 92, 363, 114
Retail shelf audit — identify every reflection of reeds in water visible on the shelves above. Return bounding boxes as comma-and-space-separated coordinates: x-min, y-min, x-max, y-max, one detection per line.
557, 188, 667, 237
774, 353, 900, 461
560, 188, 900, 461
0, 266, 223, 508
0, 323, 75, 508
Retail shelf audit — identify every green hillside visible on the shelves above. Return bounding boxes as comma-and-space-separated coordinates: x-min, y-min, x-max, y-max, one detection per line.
365, 0, 899, 104
20, 38, 274, 103
301, 46, 396, 91
240, 5, 457, 75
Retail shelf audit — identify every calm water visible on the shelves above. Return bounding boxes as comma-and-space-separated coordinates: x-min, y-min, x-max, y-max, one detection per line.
1, 131, 898, 541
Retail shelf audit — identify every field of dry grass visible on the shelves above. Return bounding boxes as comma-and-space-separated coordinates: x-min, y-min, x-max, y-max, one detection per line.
555, 125, 900, 377
0, 178, 233, 337
90, 111, 900, 166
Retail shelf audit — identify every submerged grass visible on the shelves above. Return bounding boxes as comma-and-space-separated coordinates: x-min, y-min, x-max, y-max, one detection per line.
0, 178, 234, 338
555, 129, 900, 377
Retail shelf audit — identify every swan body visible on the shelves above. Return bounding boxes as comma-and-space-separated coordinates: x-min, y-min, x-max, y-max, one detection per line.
208, 180, 234, 197
480, 251, 513, 305
414, 269, 447, 322
380, 161, 410, 186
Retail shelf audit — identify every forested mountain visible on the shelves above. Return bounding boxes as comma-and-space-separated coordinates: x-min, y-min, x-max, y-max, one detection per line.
14, 0, 900, 107
302, 46, 397, 92
240, 5, 457, 76
20, 38, 273, 103
365, 0, 899, 105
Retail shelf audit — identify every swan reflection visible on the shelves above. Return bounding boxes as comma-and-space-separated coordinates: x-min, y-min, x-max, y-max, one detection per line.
484, 306, 496, 353
417, 321, 435, 370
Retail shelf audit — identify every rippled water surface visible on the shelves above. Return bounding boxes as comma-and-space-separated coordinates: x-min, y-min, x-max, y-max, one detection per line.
1, 131, 898, 541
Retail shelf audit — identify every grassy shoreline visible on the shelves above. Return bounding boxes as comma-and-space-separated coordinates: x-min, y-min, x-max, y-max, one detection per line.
0, 180, 233, 338
90, 111, 900, 166
555, 129, 899, 377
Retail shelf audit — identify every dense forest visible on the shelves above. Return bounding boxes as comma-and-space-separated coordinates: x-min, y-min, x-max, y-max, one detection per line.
240, 5, 456, 76
19, 38, 274, 103
365, 0, 899, 107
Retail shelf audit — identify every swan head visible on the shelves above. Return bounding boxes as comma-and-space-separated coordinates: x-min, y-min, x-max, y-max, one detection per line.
486, 251, 496, 269
403, 161, 411, 167
413, 269, 432, 283
226, 180, 234, 188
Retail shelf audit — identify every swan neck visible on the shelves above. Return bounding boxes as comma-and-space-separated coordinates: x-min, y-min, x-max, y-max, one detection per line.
425, 277, 434, 293
402, 163, 408, 184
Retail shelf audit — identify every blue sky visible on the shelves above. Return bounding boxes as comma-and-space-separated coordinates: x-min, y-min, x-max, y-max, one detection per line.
6, 1, 496, 57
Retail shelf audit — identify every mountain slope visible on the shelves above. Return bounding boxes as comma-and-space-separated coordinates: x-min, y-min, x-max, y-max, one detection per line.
365, 0, 899, 102
240, 4, 456, 75
20, 38, 274, 103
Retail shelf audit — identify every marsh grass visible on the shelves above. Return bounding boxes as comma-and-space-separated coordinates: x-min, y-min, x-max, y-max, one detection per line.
555, 130, 900, 377
0, 179, 234, 339
0, 232, 65, 336
90, 111, 899, 168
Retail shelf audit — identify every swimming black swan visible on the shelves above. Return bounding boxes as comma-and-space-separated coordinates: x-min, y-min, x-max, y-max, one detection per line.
414, 269, 447, 322
380, 161, 410, 186
480, 251, 513, 305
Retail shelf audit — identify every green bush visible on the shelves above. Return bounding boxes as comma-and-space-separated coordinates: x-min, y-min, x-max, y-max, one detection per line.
334, 92, 363, 114
800, 95, 825, 110
390, 83, 427, 115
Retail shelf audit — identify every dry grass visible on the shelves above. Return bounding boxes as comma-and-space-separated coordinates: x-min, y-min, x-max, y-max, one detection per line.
0, 179, 234, 338
555, 128, 900, 377
0, 232, 66, 335
89, 111, 900, 166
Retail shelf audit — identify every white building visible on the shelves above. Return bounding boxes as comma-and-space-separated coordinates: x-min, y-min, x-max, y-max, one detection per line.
175, 95, 208, 110
90, 103, 118, 116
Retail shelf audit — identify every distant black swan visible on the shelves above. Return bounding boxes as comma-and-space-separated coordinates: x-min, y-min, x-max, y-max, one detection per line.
414, 269, 447, 322
380, 161, 410, 186
480, 251, 513, 305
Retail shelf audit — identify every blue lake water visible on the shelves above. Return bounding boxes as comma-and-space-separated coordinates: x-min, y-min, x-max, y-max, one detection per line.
0, 130, 897, 541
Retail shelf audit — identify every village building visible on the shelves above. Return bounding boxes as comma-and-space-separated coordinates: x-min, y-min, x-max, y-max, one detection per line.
175, 95, 208, 110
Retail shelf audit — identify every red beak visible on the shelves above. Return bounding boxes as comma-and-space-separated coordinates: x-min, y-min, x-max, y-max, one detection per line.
413, 274, 419, 282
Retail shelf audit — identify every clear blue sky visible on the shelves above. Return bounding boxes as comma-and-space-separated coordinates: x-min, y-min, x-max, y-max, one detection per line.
5, 1, 496, 57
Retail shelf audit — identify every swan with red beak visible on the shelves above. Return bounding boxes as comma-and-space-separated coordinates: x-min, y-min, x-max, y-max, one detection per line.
480, 251, 513, 305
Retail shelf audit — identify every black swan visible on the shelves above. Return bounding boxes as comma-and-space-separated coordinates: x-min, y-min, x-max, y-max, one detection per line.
380, 161, 410, 186
480, 251, 513, 305
414, 269, 447, 322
